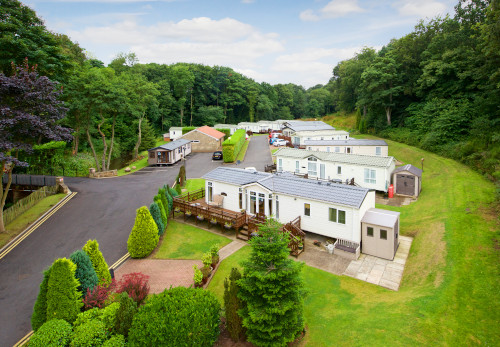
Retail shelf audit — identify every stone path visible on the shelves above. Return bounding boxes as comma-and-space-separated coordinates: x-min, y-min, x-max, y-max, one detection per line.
343, 236, 413, 291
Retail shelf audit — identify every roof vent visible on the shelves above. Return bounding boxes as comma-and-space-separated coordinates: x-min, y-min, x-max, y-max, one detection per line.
327, 182, 331, 186
317, 181, 321, 185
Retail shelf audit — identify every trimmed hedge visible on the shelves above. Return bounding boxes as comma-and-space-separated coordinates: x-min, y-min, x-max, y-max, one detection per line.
216, 128, 231, 138
127, 206, 159, 258
128, 287, 221, 347
29, 319, 73, 347
69, 250, 98, 295
31, 267, 51, 331
222, 129, 246, 163
83, 240, 111, 286
70, 319, 107, 347
182, 126, 196, 134
149, 202, 165, 236
46, 258, 82, 324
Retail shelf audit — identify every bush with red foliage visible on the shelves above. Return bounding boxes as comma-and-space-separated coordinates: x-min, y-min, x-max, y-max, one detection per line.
82, 280, 116, 310
116, 272, 150, 306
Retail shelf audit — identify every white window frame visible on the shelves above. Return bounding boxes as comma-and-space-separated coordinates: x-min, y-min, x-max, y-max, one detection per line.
308, 157, 317, 176
375, 146, 381, 156
364, 168, 376, 184
328, 207, 346, 224
278, 158, 283, 172
295, 160, 300, 173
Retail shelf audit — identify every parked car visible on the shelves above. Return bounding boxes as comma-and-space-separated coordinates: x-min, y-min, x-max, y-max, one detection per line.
212, 151, 223, 160
245, 167, 257, 171
274, 139, 288, 146
269, 138, 277, 145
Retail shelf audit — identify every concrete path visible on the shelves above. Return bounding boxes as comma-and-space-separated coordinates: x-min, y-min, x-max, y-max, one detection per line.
343, 236, 413, 290
218, 239, 247, 261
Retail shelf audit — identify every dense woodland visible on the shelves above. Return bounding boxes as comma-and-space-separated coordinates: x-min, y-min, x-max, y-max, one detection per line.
0, 0, 498, 182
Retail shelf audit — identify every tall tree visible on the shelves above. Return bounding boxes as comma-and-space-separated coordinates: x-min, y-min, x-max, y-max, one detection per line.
0, 62, 71, 233
170, 64, 194, 127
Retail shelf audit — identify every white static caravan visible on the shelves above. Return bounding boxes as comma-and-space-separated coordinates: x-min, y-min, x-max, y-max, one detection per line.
213, 124, 239, 135
304, 139, 389, 156
291, 129, 350, 147
202, 167, 375, 253
237, 122, 261, 133
168, 127, 183, 141
282, 120, 334, 137
274, 148, 395, 192
257, 120, 282, 131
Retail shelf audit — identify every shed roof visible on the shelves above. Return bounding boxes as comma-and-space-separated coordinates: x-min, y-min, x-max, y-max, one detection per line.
187, 126, 225, 140
148, 138, 191, 151
393, 164, 422, 177
274, 148, 394, 168
169, 126, 183, 131
361, 208, 400, 228
202, 167, 370, 208
304, 139, 388, 146
284, 120, 334, 132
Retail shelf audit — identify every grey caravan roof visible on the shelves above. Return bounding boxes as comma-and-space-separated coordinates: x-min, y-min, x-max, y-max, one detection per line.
284, 120, 334, 132
148, 139, 191, 151
361, 208, 400, 228
203, 167, 370, 208
304, 139, 388, 146
393, 164, 422, 177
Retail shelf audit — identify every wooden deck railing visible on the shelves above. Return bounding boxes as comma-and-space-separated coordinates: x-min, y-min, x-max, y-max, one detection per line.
283, 216, 305, 257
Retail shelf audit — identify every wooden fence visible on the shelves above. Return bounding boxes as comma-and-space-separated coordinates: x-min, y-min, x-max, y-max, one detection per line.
2, 186, 58, 226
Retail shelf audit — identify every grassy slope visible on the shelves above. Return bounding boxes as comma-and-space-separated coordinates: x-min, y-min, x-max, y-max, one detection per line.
0, 194, 66, 249
153, 220, 231, 260
206, 137, 499, 346
183, 178, 205, 192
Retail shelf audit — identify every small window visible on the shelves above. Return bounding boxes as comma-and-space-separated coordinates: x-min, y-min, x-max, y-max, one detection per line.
335, 147, 340, 153
380, 229, 387, 240
329, 208, 337, 222
337, 166, 342, 175
364, 169, 376, 184
149, 151, 155, 159
367, 227, 374, 237
326, 147, 330, 152
304, 203, 310, 216
375, 147, 381, 156
338, 210, 346, 224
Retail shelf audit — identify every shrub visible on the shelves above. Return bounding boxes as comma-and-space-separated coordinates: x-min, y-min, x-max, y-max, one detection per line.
83, 240, 111, 286
83, 280, 116, 310
175, 183, 182, 195
224, 267, 244, 342
216, 128, 231, 138
222, 129, 246, 162
181, 126, 196, 134
101, 302, 121, 331
102, 334, 126, 347
116, 272, 150, 306
31, 267, 51, 331
193, 265, 203, 286
74, 308, 102, 327
127, 206, 160, 258
69, 249, 99, 295
165, 184, 176, 203
158, 188, 169, 217
114, 292, 137, 337
128, 287, 221, 347
178, 165, 186, 186
46, 258, 82, 324
202, 252, 212, 269
29, 319, 73, 347
70, 319, 107, 347
149, 202, 165, 235
153, 195, 168, 227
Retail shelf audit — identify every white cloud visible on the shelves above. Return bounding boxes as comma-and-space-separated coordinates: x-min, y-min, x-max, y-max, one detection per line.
394, 0, 448, 18
300, 0, 364, 22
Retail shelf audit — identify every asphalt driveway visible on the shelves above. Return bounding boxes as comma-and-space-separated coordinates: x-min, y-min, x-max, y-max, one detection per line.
0, 137, 271, 346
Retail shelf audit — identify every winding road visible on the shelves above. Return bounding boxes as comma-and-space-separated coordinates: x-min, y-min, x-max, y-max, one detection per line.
0, 135, 273, 346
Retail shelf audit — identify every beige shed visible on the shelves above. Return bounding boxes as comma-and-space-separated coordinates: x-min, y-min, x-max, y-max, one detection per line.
181, 126, 225, 152
392, 164, 422, 198
361, 208, 400, 260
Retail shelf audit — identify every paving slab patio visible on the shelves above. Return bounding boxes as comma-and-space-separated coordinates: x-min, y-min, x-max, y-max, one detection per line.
343, 235, 413, 291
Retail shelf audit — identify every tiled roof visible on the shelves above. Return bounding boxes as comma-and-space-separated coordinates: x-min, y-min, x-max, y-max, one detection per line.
304, 139, 388, 146
274, 148, 394, 168
195, 126, 226, 139
393, 164, 422, 177
202, 167, 369, 208
148, 138, 191, 151
285, 120, 334, 132
361, 208, 400, 228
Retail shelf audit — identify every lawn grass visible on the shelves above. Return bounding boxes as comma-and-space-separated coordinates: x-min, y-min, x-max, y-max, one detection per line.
153, 220, 232, 260
236, 139, 251, 162
321, 112, 357, 130
0, 193, 66, 249
117, 139, 168, 176
183, 178, 205, 192
205, 136, 500, 346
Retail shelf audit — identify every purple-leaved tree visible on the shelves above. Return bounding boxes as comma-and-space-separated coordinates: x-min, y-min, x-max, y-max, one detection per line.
0, 61, 71, 232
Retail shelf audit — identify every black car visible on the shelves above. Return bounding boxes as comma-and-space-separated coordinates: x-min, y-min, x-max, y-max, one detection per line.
212, 151, 223, 160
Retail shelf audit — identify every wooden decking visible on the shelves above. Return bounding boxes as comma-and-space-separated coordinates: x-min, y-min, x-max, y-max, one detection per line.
173, 188, 305, 257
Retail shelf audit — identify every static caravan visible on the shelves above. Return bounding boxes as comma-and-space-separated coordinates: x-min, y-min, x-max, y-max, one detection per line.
237, 122, 261, 133
274, 147, 395, 192
147, 139, 191, 166
213, 124, 238, 135
292, 129, 350, 147
169, 127, 183, 141
304, 139, 388, 156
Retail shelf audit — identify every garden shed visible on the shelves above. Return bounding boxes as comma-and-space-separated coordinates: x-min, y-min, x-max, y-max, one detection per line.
181, 126, 225, 152
147, 139, 191, 166
361, 208, 400, 260
392, 164, 422, 198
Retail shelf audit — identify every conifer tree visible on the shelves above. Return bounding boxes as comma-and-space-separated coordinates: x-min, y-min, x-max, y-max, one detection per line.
153, 195, 168, 226
83, 240, 111, 285
46, 258, 82, 324
238, 219, 306, 347
149, 202, 165, 235
70, 249, 99, 294
224, 267, 244, 342
127, 206, 159, 258
31, 267, 51, 331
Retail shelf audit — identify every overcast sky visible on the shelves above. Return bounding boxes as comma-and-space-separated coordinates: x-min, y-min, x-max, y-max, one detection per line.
25, 0, 456, 88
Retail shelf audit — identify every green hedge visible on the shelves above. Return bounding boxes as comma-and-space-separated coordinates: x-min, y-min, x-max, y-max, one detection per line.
70, 319, 107, 347
29, 319, 73, 347
182, 127, 196, 134
222, 129, 246, 163
216, 128, 231, 138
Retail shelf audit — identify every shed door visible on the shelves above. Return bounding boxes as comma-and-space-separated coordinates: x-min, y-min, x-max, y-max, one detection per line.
396, 174, 415, 196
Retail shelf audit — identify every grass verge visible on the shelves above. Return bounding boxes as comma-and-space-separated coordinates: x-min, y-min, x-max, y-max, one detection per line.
153, 220, 232, 260
235, 139, 251, 162
117, 139, 168, 176
0, 193, 66, 249
184, 179, 205, 192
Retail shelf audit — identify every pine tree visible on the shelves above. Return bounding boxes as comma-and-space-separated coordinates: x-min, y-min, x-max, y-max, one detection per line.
70, 249, 99, 294
46, 258, 82, 324
127, 206, 159, 258
31, 267, 51, 331
149, 202, 165, 235
83, 240, 111, 286
238, 219, 306, 347
153, 195, 168, 227
224, 267, 244, 342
